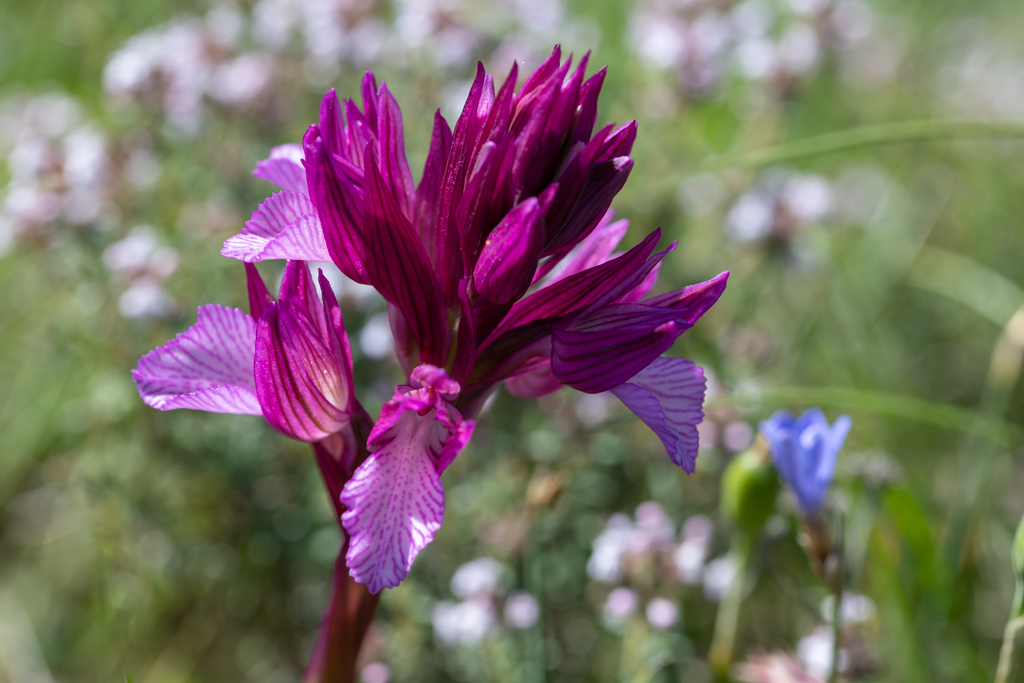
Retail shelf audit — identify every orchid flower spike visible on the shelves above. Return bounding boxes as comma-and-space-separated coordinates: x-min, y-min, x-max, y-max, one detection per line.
759, 409, 852, 516
210, 46, 729, 593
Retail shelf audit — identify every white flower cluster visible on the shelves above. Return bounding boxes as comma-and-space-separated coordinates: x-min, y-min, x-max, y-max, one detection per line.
431, 557, 540, 647
0, 90, 162, 259
0, 93, 107, 254
726, 170, 834, 243
102, 0, 595, 134
587, 502, 739, 629
734, 592, 878, 682
103, 225, 179, 319
628, 0, 873, 98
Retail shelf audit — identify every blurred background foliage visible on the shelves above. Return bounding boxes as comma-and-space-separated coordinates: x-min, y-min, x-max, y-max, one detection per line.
1, 0, 1023, 681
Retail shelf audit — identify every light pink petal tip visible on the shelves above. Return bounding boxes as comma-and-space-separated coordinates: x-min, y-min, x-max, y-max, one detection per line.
610, 357, 706, 473
253, 144, 308, 195
222, 191, 331, 263
340, 365, 474, 593
132, 304, 261, 415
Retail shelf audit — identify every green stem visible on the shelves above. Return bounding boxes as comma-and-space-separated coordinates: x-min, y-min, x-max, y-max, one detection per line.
709, 531, 753, 680
995, 513, 1024, 683
525, 509, 547, 683
699, 120, 1024, 173
828, 514, 845, 683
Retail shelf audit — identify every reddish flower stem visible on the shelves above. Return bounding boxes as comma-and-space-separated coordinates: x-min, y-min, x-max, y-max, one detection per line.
304, 411, 379, 683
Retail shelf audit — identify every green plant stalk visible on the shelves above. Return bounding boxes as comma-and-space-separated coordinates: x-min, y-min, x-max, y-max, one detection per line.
830, 582, 842, 683
994, 513, 1024, 683
699, 120, 1024, 172
709, 530, 754, 679
525, 510, 548, 683
944, 307, 1024, 598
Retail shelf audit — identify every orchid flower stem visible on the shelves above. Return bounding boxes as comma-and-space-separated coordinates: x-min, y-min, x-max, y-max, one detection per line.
709, 530, 753, 680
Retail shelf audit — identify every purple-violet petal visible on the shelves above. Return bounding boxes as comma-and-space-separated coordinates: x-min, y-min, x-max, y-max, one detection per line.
473, 197, 546, 304
480, 229, 663, 348
245, 263, 273, 322
414, 111, 452, 263
253, 144, 308, 196
550, 303, 691, 393
222, 191, 330, 263
376, 82, 416, 219
642, 271, 730, 325
610, 357, 706, 473
436, 62, 489, 306
133, 304, 261, 415
363, 146, 450, 367
505, 360, 563, 399
305, 129, 370, 284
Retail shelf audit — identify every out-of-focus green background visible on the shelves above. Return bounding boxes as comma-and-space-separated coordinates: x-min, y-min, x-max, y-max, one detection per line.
1, 0, 1023, 681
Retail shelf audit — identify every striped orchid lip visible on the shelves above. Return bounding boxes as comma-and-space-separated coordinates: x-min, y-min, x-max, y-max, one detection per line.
136, 45, 730, 594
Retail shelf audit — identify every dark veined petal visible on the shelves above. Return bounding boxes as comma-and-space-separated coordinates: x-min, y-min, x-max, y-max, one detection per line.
550, 303, 690, 393
414, 111, 453, 264
451, 278, 477, 384
473, 198, 546, 304
542, 156, 633, 256
363, 147, 450, 366
610, 357, 706, 473
253, 144, 308, 196
305, 128, 370, 284
435, 63, 494, 305
480, 229, 665, 347
222, 191, 330, 263
642, 271, 730, 326
245, 263, 273, 322
376, 82, 416, 219
254, 262, 353, 442
133, 305, 261, 415
541, 212, 629, 285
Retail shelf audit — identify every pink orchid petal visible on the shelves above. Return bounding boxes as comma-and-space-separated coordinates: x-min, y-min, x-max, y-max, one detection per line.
505, 360, 563, 399
222, 191, 330, 263
133, 305, 261, 415
254, 262, 353, 442
341, 365, 474, 593
610, 358, 706, 473
253, 144, 308, 195
340, 411, 447, 594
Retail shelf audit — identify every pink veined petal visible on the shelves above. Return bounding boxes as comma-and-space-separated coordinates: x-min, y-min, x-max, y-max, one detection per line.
340, 410, 447, 594
341, 365, 474, 593
610, 357, 706, 473
222, 191, 330, 263
253, 144, 308, 196
133, 304, 261, 415
505, 360, 563, 399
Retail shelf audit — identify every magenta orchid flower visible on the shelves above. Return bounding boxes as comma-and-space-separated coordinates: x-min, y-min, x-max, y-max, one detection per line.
133, 259, 366, 498
216, 46, 729, 595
